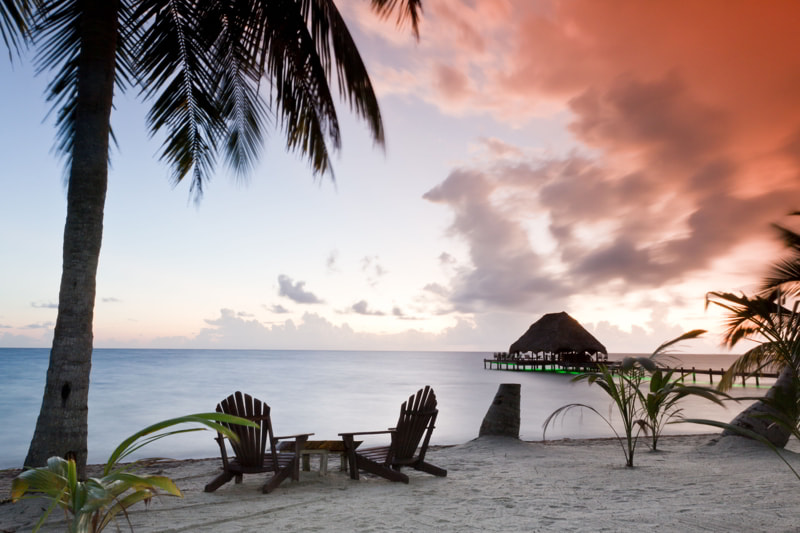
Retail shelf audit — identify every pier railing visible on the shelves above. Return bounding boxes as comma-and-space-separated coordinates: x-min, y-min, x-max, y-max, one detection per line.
483, 358, 778, 387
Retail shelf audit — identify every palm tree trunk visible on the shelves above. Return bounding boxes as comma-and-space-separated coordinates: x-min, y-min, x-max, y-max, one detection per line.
25, 0, 118, 478
721, 365, 796, 447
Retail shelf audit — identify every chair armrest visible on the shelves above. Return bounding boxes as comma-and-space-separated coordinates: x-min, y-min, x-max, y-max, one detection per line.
338, 430, 395, 437
214, 432, 230, 469
274, 433, 314, 441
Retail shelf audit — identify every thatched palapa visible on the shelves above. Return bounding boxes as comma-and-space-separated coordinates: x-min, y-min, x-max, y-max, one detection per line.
509, 312, 607, 361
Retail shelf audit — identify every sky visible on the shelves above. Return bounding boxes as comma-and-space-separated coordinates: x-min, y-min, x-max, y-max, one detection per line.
2, 0, 800, 354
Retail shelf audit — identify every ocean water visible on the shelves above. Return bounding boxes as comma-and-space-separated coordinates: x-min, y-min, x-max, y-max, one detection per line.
0, 348, 766, 469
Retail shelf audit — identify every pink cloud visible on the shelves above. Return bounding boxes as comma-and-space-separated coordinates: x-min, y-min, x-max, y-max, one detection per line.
433, 63, 473, 103
347, 0, 800, 322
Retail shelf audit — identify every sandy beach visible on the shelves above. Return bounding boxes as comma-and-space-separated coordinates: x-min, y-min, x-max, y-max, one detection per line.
3, 433, 800, 532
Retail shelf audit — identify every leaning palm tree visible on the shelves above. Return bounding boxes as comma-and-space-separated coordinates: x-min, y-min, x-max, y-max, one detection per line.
5, 0, 422, 477
701, 213, 800, 447
705, 291, 800, 447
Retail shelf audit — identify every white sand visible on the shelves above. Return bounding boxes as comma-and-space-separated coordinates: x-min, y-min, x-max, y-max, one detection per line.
3, 434, 800, 532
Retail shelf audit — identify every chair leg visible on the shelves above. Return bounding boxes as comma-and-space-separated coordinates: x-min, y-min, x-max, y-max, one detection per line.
356, 456, 409, 483
263, 466, 292, 494
204, 471, 235, 493
415, 461, 447, 477
340, 435, 361, 480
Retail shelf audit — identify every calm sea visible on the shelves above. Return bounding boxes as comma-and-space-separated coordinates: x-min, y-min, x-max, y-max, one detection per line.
0, 348, 764, 469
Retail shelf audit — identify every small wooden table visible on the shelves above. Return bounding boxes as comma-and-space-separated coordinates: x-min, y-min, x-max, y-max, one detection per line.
277, 440, 361, 476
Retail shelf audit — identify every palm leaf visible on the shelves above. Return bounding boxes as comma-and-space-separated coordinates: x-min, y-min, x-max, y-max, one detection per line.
649, 329, 706, 367
1, 0, 28, 55
259, 0, 341, 178
706, 291, 800, 391
133, 0, 225, 196
370, 0, 422, 38
310, 0, 384, 145
97, 489, 157, 531
104, 412, 257, 475
196, 1, 267, 179
761, 213, 800, 297
30, 0, 131, 169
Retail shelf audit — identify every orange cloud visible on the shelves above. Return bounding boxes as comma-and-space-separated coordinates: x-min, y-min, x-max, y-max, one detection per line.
348, 0, 800, 320
497, 0, 800, 192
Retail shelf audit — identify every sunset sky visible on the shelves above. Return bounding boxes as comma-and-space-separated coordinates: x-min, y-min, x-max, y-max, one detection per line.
2, 0, 799, 354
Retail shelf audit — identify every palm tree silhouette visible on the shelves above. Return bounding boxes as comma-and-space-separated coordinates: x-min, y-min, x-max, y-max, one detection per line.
706, 212, 800, 447
3, 0, 422, 476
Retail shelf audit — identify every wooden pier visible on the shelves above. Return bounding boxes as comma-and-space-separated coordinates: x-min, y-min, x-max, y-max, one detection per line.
483, 357, 779, 387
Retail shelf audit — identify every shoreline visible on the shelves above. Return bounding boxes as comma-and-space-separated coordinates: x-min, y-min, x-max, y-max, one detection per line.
4, 432, 800, 532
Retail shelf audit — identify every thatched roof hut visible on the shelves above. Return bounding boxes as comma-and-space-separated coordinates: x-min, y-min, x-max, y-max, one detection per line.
509, 311, 607, 358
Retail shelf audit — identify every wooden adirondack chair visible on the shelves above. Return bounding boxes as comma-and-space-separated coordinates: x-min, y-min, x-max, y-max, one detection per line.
339, 386, 447, 483
204, 391, 312, 494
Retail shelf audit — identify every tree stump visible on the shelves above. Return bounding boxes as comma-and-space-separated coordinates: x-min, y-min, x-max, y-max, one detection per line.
479, 383, 520, 438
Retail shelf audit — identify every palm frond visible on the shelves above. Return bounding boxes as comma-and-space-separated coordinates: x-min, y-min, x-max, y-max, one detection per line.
761, 258, 800, 298
1, 0, 29, 56
104, 412, 257, 475
707, 291, 800, 391
260, 0, 341, 178
772, 218, 800, 253
128, 0, 394, 199
200, 1, 267, 179
649, 329, 706, 367
543, 403, 622, 443
114, 1, 139, 91
706, 292, 794, 346
31, 0, 131, 170
759, 213, 800, 297
684, 417, 800, 480
718, 344, 777, 390
133, 0, 226, 197
31, 0, 81, 163
311, 0, 384, 145
369, 0, 422, 39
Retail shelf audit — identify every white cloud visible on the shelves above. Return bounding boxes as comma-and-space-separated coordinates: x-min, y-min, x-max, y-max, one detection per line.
277, 274, 324, 304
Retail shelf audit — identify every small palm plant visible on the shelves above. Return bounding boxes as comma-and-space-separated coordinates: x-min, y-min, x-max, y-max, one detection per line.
544, 330, 728, 467
640, 333, 729, 451
641, 365, 729, 451
543, 356, 651, 467
11, 413, 256, 533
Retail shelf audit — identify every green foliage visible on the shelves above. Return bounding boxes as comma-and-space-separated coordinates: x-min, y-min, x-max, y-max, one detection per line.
544, 330, 728, 466
12, 413, 257, 533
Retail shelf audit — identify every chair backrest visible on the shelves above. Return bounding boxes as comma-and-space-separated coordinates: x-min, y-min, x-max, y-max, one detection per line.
216, 391, 276, 468
391, 386, 438, 462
